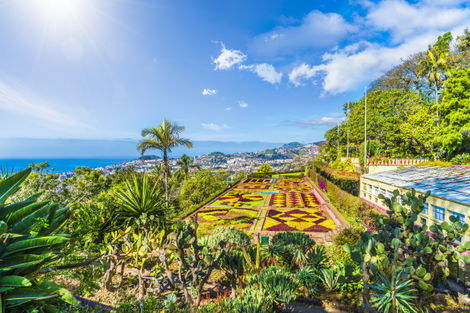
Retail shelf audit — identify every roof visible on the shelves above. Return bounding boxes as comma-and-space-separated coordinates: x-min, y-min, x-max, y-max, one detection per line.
362, 166, 470, 206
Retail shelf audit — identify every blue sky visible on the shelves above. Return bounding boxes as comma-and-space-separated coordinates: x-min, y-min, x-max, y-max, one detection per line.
0, 0, 468, 147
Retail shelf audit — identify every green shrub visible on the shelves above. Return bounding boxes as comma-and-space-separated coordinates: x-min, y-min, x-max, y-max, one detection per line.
311, 163, 360, 196
415, 160, 452, 167
451, 153, 470, 165
343, 158, 356, 172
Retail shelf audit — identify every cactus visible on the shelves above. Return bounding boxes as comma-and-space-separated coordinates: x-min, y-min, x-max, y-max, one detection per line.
344, 189, 469, 312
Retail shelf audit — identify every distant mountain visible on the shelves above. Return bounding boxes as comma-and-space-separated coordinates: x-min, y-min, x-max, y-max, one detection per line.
282, 142, 303, 149
0, 138, 285, 158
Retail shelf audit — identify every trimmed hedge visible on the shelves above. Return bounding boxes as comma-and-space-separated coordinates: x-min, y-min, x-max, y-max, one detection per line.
306, 168, 377, 229
248, 170, 304, 179
311, 162, 360, 196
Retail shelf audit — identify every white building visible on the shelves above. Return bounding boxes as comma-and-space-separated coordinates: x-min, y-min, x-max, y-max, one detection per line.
360, 166, 470, 242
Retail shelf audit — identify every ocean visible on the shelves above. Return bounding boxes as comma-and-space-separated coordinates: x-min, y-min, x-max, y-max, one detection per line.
0, 158, 132, 174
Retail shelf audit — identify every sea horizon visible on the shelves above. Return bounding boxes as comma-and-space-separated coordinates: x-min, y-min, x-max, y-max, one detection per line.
0, 158, 135, 174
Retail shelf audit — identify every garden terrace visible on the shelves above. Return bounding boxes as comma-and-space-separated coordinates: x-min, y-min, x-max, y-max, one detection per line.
192, 174, 348, 242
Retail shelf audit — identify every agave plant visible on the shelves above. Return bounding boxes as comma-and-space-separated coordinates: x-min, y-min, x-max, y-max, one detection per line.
0, 169, 73, 312
114, 174, 165, 227
268, 232, 316, 269
370, 270, 418, 313
248, 266, 299, 306
320, 268, 339, 292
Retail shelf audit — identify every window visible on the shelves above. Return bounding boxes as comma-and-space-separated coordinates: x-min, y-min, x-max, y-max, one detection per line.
421, 218, 427, 226
422, 202, 429, 214
373, 186, 378, 195
449, 211, 465, 224
434, 206, 445, 221
380, 188, 386, 197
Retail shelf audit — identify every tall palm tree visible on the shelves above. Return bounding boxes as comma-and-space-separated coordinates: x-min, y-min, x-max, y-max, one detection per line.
137, 119, 192, 202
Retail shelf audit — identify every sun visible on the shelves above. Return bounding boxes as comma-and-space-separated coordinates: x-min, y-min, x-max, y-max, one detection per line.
28, 0, 93, 30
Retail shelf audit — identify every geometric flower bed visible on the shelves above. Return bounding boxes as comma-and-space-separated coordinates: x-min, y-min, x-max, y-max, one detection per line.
196, 207, 258, 234
273, 179, 311, 192
269, 192, 319, 208
210, 190, 265, 207
262, 208, 336, 232
233, 183, 270, 190
243, 178, 271, 184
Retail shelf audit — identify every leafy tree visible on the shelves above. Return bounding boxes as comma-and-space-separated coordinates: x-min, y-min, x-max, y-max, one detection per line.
137, 119, 193, 203
399, 103, 438, 157
419, 32, 453, 105
256, 163, 272, 173
178, 169, 228, 212
434, 67, 470, 158
371, 52, 427, 94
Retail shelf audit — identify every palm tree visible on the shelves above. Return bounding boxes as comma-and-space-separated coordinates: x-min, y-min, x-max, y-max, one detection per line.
176, 154, 201, 178
137, 119, 192, 202
419, 32, 452, 106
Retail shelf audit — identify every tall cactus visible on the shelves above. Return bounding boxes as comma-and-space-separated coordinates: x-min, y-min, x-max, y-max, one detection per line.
345, 189, 469, 312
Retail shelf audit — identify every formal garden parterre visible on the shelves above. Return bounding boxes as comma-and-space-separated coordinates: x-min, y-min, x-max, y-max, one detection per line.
194, 176, 340, 235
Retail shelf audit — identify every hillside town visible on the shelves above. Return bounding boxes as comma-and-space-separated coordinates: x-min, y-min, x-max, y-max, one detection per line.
88, 142, 320, 176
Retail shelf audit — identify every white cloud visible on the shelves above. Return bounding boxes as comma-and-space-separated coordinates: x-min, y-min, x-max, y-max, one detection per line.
288, 0, 470, 94
225, 107, 232, 111
289, 63, 321, 87
0, 81, 90, 131
201, 122, 230, 131
239, 101, 248, 108
202, 88, 217, 96
297, 116, 345, 127
240, 63, 283, 84
250, 10, 356, 57
366, 0, 470, 43
213, 43, 247, 70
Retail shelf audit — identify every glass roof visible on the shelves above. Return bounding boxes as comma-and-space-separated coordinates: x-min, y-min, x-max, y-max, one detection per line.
363, 166, 470, 205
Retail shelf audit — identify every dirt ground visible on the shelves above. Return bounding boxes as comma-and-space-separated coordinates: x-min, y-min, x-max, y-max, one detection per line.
283, 302, 347, 313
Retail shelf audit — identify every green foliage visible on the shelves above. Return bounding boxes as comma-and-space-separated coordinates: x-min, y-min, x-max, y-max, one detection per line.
320, 268, 339, 292
137, 119, 193, 202
451, 153, 470, 165
256, 163, 272, 174
113, 174, 165, 226
207, 226, 251, 249
322, 31, 470, 161
415, 160, 452, 167
268, 232, 315, 269
306, 168, 369, 227
178, 169, 228, 214
345, 189, 469, 312
0, 169, 75, 311
370, 270, 418, 313
434, 67, 470, 158
176, 154, 200, 179
311, 163, 360, 195
248, 266, 299, 305
161, 220, 229, 313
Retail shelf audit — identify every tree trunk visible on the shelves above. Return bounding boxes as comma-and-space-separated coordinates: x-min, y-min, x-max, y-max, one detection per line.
362, 261, 373, 313
163, 149, 169, 205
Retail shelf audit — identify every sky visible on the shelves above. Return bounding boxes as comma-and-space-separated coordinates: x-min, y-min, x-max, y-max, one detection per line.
0, 0, 468, 153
